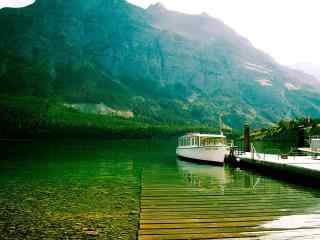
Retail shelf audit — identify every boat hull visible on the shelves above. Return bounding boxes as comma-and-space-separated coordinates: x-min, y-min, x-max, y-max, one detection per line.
176, 146, 228, 166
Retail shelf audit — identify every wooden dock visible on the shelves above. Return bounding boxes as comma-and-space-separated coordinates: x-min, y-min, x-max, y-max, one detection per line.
236, 151, 320, 180
138, 166, 320, 240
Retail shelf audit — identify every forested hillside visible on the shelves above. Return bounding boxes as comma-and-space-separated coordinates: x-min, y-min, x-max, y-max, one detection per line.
0, 0, 319, 134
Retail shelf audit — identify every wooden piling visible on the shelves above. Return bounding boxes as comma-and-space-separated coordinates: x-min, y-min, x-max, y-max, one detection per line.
297, 126, 305, 148
244, 124, 251, 152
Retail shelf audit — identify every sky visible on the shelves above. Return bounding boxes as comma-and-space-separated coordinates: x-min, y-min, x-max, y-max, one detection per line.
127, 0, 320, 67
1, 0, 319, 66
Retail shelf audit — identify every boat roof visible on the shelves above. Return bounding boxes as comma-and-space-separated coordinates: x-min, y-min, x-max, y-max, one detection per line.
180, 133, 226, 138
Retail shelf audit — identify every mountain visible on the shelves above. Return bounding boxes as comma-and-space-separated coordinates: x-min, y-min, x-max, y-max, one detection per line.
0, 0, 319, 129
291, 62, 320, 80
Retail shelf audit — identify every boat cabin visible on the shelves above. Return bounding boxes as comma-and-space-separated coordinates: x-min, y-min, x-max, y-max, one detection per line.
178, 133, 226, 148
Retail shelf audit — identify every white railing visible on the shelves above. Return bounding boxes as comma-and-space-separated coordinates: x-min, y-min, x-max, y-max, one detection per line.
248, 143, 320, 162
251, 143, 273, 161
251, 143, 264, 160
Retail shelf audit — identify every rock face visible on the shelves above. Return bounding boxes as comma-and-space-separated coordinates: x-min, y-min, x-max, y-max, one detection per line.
64, 103, 134, 118
0, 0, 319, 128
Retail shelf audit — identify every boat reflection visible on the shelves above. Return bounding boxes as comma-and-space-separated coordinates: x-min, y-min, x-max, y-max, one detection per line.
176, 160, 230, 188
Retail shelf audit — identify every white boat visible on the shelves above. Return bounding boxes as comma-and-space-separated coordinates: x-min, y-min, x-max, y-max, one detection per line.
176, 133, 229, 165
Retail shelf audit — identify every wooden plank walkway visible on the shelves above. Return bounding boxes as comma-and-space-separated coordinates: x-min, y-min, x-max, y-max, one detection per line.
138, 167, 320, 240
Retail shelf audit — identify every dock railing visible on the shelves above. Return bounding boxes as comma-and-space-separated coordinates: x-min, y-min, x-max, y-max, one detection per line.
250, 144, 286, 161
233, 142, 319, 162
250, 143, 266, 160
251, 143, 256, 160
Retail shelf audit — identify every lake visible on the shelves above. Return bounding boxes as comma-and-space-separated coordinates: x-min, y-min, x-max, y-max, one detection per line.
1, 139, 320, 239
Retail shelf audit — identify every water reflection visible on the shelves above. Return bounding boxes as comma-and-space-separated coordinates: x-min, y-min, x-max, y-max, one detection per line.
262, 214, 320, 229
141, 156, 320, 239
177, 160, 230, 187
2, 139, 320, 239
257, 228, 320, 240
259, 206, 320, 238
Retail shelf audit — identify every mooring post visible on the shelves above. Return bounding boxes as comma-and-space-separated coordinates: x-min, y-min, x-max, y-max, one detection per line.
244, 124, 251, 152
297, 126, 305, 148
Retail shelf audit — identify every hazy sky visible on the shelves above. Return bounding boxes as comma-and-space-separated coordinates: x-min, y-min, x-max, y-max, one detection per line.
1, 0, 319, 66
128, 0, 320, 66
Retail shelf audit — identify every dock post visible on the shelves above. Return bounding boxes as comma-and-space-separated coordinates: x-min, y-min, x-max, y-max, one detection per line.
244, 124, 251, 152
297, 126, 305, 148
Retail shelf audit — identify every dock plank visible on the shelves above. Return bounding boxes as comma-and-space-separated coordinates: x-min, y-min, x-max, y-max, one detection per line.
140, 216, 282, 224
138, 161, 320, 239
140, 221, 265, 229
139, 226, 320, 235
139, 229, 320, 240
139, 231, 263, 240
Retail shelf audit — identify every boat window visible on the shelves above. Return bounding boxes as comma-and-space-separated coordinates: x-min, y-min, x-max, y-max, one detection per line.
200, 137, 225, 146
215, 138, 226, 145
200, 138, 205, 146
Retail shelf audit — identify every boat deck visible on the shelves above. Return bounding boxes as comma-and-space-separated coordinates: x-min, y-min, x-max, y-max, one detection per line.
138, 167, 320, 240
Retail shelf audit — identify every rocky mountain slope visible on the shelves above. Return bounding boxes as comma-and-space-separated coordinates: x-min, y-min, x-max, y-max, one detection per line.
0, 0, 319, 129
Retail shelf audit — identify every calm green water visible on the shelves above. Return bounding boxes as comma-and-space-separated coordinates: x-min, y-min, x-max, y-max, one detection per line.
0, 139, 320, 239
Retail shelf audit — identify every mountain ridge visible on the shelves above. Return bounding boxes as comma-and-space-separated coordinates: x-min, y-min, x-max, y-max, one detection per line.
0, 0, 319, 129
